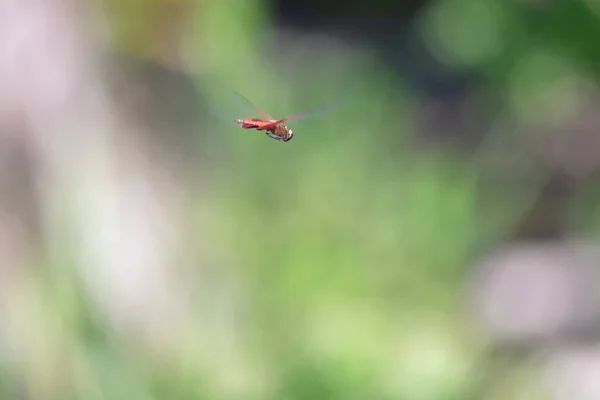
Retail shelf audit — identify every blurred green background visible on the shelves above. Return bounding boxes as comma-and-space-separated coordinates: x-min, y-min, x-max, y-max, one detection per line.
4, 0, 600, 399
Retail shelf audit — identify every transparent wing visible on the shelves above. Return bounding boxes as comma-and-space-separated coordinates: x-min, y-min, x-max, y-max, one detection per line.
206, 90, 274, 126
206, 93, 242, 126
280, 98, 348, 124
229, 91, 274, 120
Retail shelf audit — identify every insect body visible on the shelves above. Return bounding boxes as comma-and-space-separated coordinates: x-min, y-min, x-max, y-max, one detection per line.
231, 92, 334, 143
235, 117, 294, 142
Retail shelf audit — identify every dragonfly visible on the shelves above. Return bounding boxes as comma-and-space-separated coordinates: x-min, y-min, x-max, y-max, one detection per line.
230, 92, 338, 143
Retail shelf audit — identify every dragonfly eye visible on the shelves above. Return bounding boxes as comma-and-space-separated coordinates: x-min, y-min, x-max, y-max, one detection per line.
283, 129, 293, 142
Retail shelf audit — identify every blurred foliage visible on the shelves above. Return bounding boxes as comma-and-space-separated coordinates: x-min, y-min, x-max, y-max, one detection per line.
10, 0, 600, 399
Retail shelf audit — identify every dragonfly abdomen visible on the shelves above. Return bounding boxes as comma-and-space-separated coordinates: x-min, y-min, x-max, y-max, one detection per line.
235, 118, 274, 130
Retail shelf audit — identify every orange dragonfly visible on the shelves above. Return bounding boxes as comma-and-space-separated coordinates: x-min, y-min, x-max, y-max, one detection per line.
231, 92, 337, 143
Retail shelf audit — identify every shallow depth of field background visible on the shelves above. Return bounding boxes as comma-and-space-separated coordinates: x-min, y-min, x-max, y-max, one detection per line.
2, 0, 600, 399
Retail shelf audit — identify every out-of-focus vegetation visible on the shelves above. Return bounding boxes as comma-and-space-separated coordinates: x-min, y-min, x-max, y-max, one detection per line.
3, 0, 600, 399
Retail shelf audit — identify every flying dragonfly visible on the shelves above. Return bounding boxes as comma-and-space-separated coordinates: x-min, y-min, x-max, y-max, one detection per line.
230, 92, 339, 143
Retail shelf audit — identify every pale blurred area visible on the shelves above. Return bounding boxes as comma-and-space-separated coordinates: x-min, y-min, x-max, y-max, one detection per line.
2, 0, 600, 399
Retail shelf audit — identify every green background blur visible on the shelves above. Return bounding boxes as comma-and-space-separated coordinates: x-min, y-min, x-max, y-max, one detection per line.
5, 0, 600, 399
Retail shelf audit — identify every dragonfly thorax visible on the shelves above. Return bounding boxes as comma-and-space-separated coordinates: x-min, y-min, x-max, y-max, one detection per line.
268, 124, 293, 142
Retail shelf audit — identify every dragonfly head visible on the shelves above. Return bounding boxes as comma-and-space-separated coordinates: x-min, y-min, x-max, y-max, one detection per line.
283, 126, 294, 142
